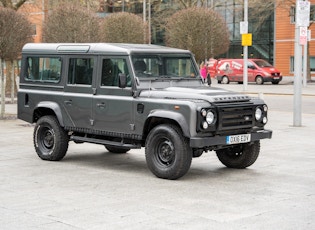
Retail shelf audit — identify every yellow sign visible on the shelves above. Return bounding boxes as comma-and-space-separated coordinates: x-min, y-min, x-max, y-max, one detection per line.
242, 33, 252, 46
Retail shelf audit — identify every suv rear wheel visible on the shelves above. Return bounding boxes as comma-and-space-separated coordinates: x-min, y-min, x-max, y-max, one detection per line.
145, 124, 192, 179
216, 141, 260, 168
33, 115, 69, 161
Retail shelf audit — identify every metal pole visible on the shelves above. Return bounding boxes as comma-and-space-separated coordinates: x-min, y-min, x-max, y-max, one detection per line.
148, 0, 151, 44
303, 41, 307, 87
293, 0, 302, 127
143, 0, 146, 43
243, 0, 248, 91
143, 0, 146, 22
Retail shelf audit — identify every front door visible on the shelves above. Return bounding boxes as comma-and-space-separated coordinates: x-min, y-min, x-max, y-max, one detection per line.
93, 56, 135, 136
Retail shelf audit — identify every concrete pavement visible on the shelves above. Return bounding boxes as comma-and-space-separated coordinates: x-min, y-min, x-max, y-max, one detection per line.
0, 78, 315, 229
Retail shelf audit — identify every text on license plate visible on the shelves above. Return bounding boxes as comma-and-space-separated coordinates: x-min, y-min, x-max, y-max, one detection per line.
226, 134, 251, 144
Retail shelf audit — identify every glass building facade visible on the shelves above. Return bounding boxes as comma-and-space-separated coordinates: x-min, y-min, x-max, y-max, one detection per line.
98, 0, 275, 63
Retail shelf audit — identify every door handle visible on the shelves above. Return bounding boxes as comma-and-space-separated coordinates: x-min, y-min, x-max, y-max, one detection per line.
96, 102, 106, 109
64, 100, 72, 106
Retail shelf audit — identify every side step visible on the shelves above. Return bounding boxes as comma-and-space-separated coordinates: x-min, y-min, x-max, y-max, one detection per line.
70, 135, 141, 149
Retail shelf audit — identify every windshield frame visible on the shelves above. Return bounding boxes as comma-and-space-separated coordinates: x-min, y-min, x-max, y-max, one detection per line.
131, 53, 199, 80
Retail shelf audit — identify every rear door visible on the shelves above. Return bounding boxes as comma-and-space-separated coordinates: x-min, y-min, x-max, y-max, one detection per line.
63, 56, 95, 129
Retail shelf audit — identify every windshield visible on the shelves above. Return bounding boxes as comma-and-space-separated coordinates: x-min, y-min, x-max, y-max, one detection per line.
131, 54, 198, 79
253, 59, 272, 67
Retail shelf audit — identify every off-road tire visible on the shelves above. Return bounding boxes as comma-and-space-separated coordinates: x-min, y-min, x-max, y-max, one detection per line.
145, 124, 192, 180
33, 115, 69, 161
216, 141, 260, 168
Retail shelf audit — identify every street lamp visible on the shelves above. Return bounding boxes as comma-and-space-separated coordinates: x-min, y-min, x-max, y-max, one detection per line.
143, 0, 151, 44
243, 0, 248, 91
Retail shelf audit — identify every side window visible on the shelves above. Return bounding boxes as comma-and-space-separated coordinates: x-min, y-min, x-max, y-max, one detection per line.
101, 58, 130, 87
68, 58, 93, 85
25, 57, 61, 82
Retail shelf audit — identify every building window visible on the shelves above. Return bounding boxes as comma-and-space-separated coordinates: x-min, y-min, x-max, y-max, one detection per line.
290, 56, 315, 73
32, 24, 37, 36
290, 5, 315, 24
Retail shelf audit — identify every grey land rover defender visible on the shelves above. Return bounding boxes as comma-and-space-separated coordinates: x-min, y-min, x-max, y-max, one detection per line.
18, 43, 272, 179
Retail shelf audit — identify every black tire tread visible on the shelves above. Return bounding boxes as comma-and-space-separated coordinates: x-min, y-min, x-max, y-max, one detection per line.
216, 141, 260, 169
145, 124, 192, 180
33, 115, 69, 161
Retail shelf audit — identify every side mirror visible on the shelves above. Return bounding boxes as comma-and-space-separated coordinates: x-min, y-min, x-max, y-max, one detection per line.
118, 73, 127, 88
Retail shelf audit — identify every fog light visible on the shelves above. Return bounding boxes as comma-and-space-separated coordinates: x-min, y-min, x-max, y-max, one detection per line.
263, 117, 268, 124
202, 121, 208, 129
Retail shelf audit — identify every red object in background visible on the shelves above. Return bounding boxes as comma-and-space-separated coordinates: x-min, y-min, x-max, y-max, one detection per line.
207, 58, 217, 78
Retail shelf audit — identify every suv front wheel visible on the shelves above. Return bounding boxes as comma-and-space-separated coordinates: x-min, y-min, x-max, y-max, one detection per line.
33, 115, 69, 161
145, 124, 192, 180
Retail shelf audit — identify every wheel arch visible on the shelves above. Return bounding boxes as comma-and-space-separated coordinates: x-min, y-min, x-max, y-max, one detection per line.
33, 101, 64, 126
255, 75, 264, 84
221, 75, 230, 84
143, 110, 190, 140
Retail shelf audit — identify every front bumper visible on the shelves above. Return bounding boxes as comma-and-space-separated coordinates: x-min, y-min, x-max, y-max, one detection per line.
189, 129, 272, 148
264, 76, 282, 82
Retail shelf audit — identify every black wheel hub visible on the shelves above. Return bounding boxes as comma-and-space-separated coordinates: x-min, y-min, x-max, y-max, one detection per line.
157, 139, 174, 165
42, 128, 54, 149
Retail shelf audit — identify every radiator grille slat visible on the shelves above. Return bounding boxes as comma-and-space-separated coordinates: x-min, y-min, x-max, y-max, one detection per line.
218, 106, 254, 131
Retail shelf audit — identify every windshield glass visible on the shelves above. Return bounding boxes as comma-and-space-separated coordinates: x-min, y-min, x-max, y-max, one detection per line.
253, 59, 272, 67
131, 54, 198, 79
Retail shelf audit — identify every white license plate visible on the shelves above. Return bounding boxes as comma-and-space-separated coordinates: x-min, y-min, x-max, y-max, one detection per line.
226, 134, 251, 144
273, 77, 279, 79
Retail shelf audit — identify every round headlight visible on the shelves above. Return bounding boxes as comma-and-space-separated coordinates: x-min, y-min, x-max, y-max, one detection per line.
255, 107, 262, 121
206, 111, 215, 124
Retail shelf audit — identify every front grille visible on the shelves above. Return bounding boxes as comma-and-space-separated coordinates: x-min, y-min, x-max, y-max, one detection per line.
217, 106, 254, 131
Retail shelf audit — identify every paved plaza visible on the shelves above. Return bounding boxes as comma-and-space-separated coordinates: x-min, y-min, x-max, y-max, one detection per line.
0, 79, 315, 229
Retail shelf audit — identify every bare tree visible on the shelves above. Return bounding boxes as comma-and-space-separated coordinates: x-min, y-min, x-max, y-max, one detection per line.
0, 0, 28, 10
43, 3, 101, 43
0, 8, 33, 119
47, 0, 100, 11
165, 7, 230, 63
100, 12, 148, 43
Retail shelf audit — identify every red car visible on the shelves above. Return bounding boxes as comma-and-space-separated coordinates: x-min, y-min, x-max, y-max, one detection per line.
215, 59, 282, 84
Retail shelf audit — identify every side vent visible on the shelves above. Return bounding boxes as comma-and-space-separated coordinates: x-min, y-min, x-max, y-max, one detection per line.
137, 103, 144, 114
25, 94, 29, 106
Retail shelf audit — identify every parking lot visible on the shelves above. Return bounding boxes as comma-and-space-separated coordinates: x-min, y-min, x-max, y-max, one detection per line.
1, 80, 315, 229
